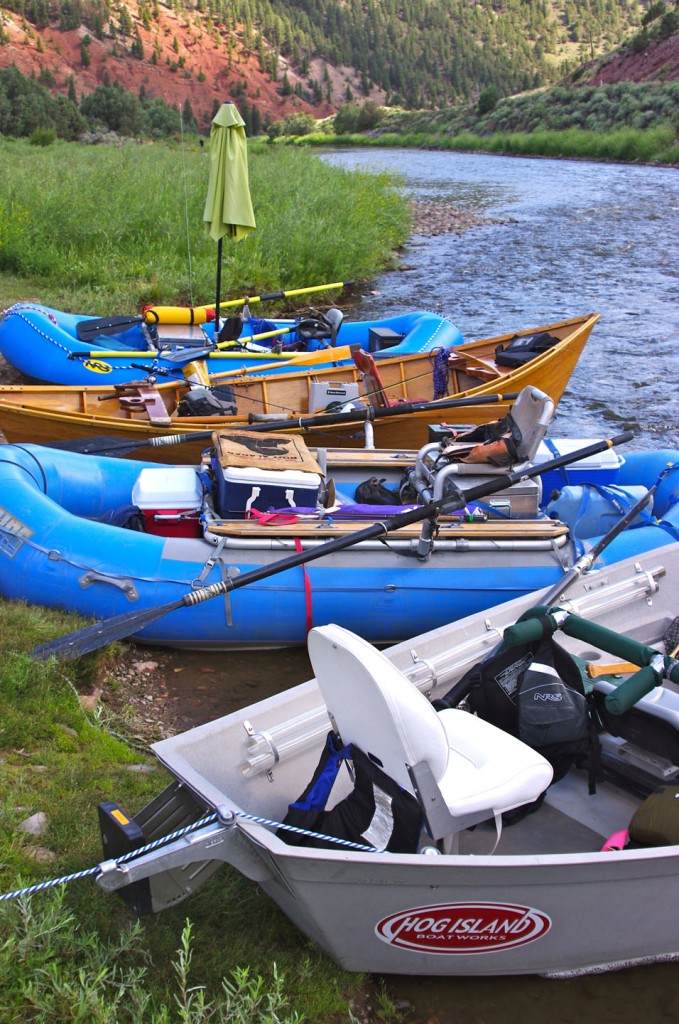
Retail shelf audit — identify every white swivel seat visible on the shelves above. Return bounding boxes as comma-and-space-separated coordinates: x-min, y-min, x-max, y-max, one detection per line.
308, 623, 553, 851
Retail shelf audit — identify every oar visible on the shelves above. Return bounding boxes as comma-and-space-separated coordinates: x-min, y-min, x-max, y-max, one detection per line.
30, 432, 633, 662
75, 315, 144, 343
45, 390, 521, 458
536, 479, 659, 607
69, 326, 298, 362
194, 280, 354, 313
72, 283, 353, 343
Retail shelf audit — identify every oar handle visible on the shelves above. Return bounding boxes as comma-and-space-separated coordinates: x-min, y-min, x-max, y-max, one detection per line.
195, 281, 353, 313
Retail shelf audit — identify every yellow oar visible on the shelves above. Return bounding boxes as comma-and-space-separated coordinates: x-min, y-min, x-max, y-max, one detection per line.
206, 343, 355, 378
76, 326, 296, 360
194, 280, 353, 313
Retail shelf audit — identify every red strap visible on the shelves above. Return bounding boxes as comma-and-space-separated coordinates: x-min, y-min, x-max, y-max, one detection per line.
294, 537, 313, 635
246, 508, 299, 525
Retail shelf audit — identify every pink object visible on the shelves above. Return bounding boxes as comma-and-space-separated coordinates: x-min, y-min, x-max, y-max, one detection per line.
602, 829, 630, 851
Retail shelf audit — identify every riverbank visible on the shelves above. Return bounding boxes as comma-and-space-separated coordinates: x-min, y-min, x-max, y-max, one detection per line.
0, 167, 495, 1021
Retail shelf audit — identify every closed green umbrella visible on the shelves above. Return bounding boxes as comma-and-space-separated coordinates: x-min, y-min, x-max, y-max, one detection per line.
203, 102, 256, 335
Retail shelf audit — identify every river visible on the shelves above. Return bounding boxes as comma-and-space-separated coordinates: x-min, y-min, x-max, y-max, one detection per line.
322, 148, 679, 449
159, 150, 679, 1022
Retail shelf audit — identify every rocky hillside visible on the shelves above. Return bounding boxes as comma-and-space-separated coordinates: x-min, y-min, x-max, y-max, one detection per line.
0, 1, 676, 132
570, 28, 679, 84
0, 4, 349, 129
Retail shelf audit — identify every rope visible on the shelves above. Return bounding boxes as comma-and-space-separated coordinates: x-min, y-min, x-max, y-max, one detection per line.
0, 808, 378, 902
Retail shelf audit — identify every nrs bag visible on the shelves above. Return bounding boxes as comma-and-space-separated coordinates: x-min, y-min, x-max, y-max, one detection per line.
438, 634, 601, 794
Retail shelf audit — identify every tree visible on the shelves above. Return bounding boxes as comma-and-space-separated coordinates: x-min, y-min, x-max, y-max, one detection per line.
478, 84, 500, 115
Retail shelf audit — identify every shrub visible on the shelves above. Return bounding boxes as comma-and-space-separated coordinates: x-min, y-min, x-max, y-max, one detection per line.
478, 84, 500, 116
29, 126, 56, 146
333, 103, 361, 134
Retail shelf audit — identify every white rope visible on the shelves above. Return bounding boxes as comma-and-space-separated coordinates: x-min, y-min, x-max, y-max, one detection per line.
0, 808, 378, 902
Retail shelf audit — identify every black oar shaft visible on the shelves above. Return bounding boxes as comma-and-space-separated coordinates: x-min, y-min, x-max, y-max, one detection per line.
242, 391, 520, 434
48, 391, 520, 457
539, 480, 657, 606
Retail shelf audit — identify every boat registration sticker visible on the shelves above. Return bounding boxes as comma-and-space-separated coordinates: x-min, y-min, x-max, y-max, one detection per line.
83, 359, 113, 374
375, 901, 551, 954
0, 507, 34, 558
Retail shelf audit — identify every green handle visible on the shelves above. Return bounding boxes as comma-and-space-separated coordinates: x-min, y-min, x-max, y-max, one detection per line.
604, 665, 660, 715
562, 616, 655, 664
502, 614, 554, 646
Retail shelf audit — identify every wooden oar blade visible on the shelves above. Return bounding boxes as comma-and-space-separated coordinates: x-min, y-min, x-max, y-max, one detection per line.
76, 316, 144, 342
31, 600, 184, 662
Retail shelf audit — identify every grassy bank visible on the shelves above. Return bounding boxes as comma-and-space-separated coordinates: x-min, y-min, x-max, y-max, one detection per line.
277, 80, 679, 165
0, 138, 411, 314
316, 122, 679, 163
0, 600, 374, 1021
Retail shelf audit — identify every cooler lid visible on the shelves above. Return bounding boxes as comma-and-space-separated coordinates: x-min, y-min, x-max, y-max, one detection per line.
219, 466, 321, 487
534, 439, 623, 471
131, 467, 204, 509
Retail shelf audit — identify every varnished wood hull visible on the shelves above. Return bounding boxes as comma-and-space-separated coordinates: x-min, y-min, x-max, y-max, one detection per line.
0, 314, 598, 463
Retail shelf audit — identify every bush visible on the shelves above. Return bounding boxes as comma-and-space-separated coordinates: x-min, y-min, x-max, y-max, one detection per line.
356, 99, 385, 130
29, 126, 56, 147
333, 103, 361, 134
268, 112, 316, 138
478, 84, 500, 116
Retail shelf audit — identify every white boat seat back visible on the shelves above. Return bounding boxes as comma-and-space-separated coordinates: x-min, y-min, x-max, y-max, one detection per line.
507, 385, 556, 463
438, 385, 555, 478
308, 624, 553, 838
309, 623, 450, 793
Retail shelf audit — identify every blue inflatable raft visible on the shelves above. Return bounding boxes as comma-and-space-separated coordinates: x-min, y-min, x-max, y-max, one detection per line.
0, 436, 677, 651
0, 304, 463, 386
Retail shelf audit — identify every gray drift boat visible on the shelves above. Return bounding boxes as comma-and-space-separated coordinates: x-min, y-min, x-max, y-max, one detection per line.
96, 544, 679, 977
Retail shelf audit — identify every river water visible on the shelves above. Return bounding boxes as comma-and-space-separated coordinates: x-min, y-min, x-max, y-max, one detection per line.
160, 151, 679, 1022
323, 148, 679, 450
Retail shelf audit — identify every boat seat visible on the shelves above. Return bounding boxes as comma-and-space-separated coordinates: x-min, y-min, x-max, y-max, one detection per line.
443, 384, 554, 473
417, 386, 555, 495
308, 624, 553, 849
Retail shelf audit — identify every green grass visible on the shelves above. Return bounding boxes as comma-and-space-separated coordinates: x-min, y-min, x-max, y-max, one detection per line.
0, 138, 411, 315
300, 122, 677, 164
0, 133, 408, 1020
0, 601, 365, 1021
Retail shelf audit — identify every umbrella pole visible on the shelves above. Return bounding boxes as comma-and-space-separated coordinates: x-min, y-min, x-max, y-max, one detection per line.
215, 237, 223, 337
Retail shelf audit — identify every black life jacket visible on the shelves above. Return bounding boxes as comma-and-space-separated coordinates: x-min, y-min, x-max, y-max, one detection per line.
278, 732, 424, 853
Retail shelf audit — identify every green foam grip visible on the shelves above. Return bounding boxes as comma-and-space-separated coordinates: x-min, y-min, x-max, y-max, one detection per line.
604, 665, 660, 715
561, 615, 655, 665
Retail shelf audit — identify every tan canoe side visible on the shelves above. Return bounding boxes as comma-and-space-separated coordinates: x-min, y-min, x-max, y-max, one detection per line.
0, 313, 599, 461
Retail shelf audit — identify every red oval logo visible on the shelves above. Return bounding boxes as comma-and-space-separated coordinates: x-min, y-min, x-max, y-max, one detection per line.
376, 902, 551, 954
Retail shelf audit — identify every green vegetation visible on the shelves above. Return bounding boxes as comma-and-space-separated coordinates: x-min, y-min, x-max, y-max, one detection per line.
0, 600, 363, 1021
281, 81, 679, 165
3, 0, 652, 109
0, 138, 410, 313
376, 80, 679, 138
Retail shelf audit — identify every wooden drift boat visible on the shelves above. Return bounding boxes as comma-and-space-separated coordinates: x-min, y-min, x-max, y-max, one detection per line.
0, 314, 599, 460
95, 544, 679, 977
